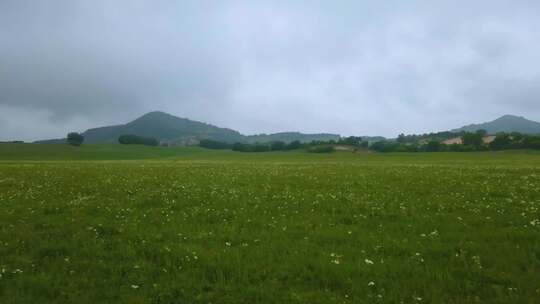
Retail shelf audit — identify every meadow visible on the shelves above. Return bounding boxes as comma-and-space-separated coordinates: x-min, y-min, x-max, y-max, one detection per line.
0, 144, 539, 303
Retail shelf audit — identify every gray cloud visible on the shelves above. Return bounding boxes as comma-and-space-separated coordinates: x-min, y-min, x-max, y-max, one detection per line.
1, 0, 539, 141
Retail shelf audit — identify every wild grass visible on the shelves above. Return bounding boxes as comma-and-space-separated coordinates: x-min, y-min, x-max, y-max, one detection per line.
0, 144, 539, 303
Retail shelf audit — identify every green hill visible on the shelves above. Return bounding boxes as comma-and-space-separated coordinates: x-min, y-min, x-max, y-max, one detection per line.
35, 111, 341, 145
452, 115, 540, 134
82, 111, 245, 144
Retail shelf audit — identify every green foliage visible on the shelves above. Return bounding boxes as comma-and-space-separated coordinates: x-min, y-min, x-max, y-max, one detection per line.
395, 131, 462, 144
199, 139, 302, 152
338, 136, 363, 146
307, 145, 335, 153
246, 132, 340, 144
475, 129, 488, 137
231, 142, 270, 152
118, 134, 159, 146
66, 132, 84, 146
461, 132, 484, 147
422, 140, 443, 152
285, 140, 302, 150
270, 141, 286, 151
490, 133, 512, 150
370, 141, 402, 152
523, 135, 540, 149
380, 131, 540, 153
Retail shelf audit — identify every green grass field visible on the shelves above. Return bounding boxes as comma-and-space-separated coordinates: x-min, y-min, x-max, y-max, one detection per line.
1, 144, 539, 303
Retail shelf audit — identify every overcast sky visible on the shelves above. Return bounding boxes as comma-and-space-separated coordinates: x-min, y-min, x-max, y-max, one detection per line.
1, 0, 539, 141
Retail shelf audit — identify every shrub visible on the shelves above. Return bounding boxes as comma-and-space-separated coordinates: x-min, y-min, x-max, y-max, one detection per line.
461, 132, 483, 148
270, 141, 286, 151
252, 144, 270, 152
285, 140, 302, 150
490, 133, 511, 150
67, 132, 84, 146
422, 140, 442, 152
370, 141, 400, 153
523, 135, 540, 149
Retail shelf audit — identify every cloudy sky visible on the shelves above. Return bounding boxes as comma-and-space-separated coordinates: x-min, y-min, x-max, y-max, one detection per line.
1, 0, 539, 141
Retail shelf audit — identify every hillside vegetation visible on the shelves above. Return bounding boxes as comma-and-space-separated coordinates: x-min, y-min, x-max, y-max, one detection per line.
82, 112, 245, 144
452, 114, 540, 134
35, 112, 341, 145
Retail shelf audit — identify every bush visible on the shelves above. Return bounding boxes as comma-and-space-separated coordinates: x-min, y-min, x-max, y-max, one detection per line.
285, 140, 302, 150
252, 144, 270, 152
422, 140, 443, 152
118, 134, 159, 146
231, 142, 270, 152
307, 145, 335, 153
338, 136, 363, 146
523, 135, 540, 149
67, 132, 84, 146
232, 143, 248, 152
490, 133, 511, 150
370, 141, 401, 153
461, 132, 483, 148
270, 141, 286, 151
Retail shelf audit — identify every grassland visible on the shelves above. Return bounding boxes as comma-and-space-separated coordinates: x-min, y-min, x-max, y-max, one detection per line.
0, 144, 539, 303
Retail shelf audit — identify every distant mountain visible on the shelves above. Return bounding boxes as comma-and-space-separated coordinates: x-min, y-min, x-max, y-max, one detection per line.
451, 115, 540, 134
35, 111, 341, 145
81, 111, 244, 145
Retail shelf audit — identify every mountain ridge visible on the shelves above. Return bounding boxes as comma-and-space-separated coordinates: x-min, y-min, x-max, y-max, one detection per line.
34, 112, 540, 145
36, 111, 341, 145
451, 114, 540, 134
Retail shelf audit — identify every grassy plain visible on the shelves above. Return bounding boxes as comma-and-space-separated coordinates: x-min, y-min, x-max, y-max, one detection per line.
0, 144, 539, 303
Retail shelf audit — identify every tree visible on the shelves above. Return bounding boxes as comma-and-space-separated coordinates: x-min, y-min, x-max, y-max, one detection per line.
270, 141, 286, 151
489, 133, 511, 150
396, 134, 406, 143
339, 136, 363, 146
252, 144, 270, 152
510, 132, 524, 142
523, 135, 540, 149
475, 129, 488, 137
370, 141, 401, 153
461, 132, 483, 148
232, 142, 248, 152
67, 132, 84, 146
285, 140, 302, 150
423, 140, 442, 152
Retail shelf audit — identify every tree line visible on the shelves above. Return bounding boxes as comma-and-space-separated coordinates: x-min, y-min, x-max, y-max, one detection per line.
199, 136, 369, 153
372, 130, 540, 152
65, 130, 540, 153
66, 133, 159, 146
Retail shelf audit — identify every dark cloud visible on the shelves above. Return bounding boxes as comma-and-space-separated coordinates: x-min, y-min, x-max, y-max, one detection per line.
1, 0, 539, 141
